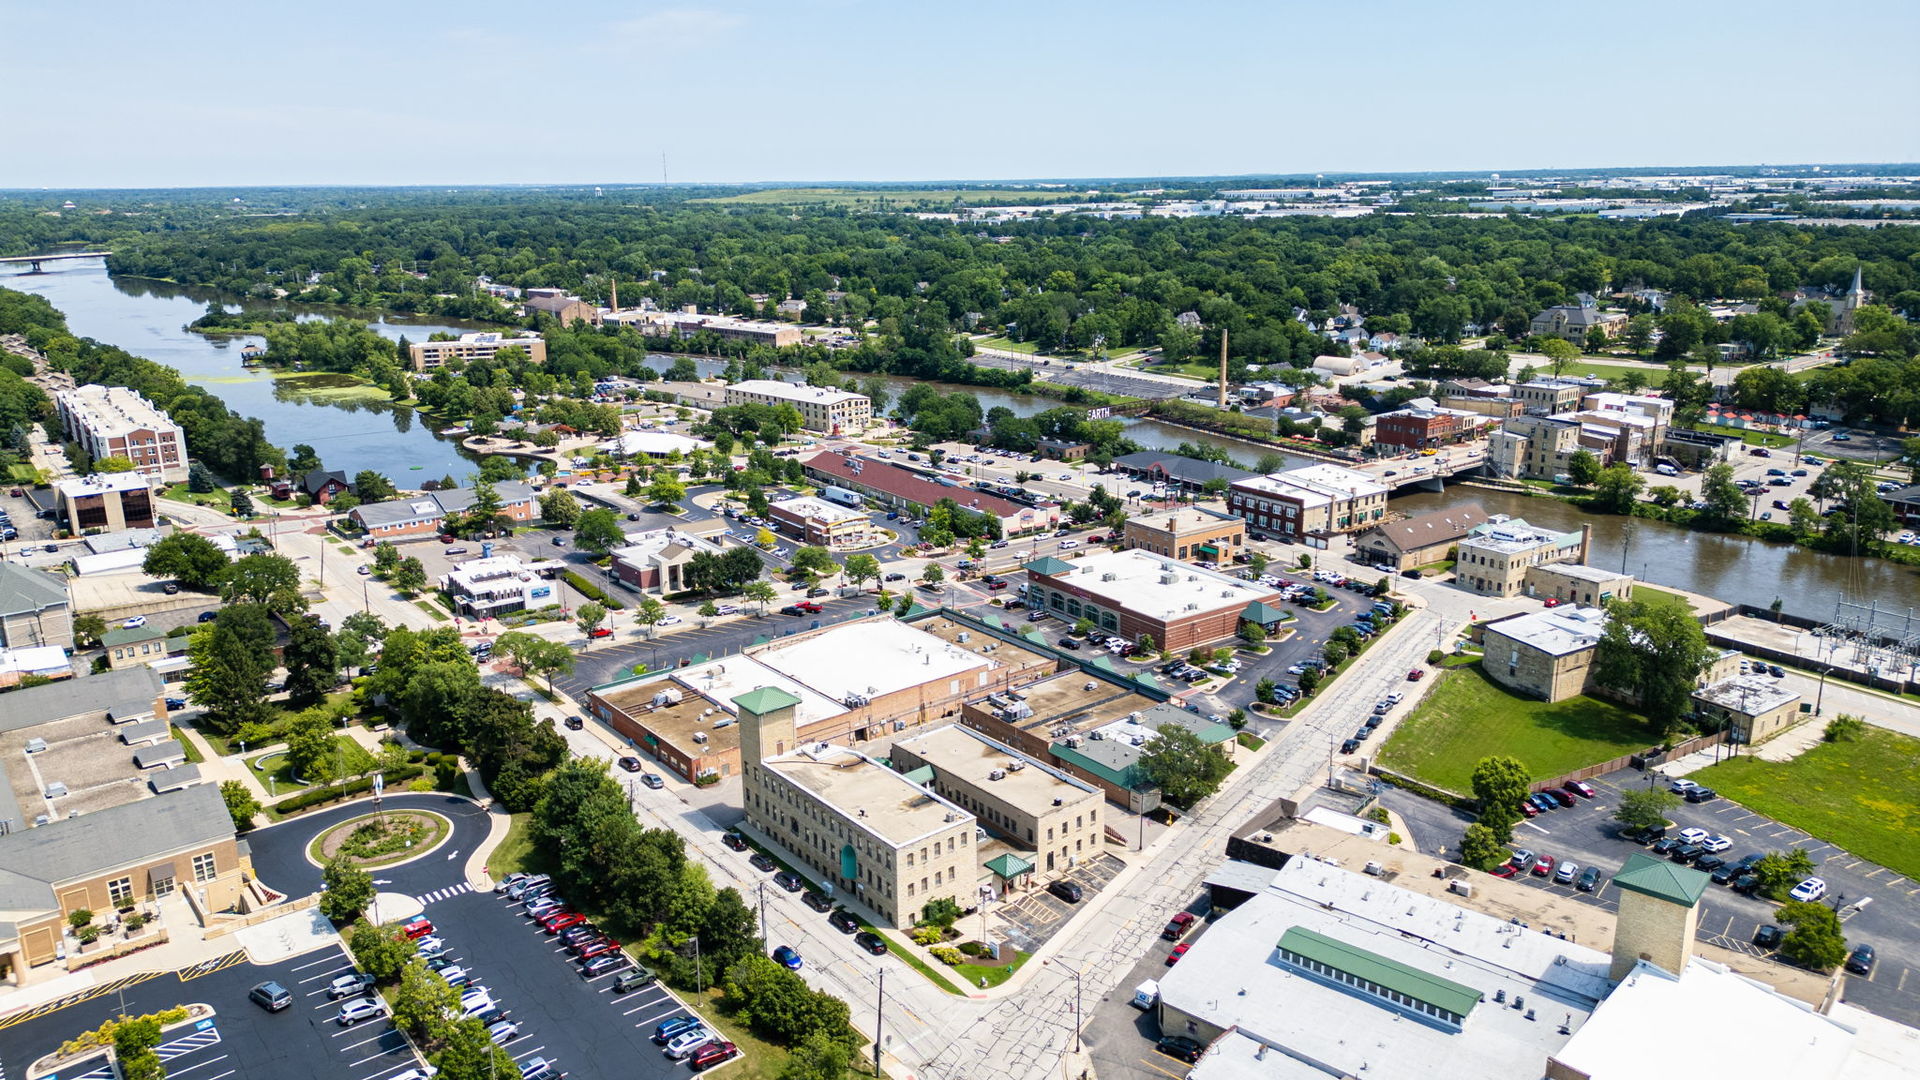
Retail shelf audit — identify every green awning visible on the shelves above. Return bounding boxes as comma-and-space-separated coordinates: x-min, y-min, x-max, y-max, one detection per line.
1088, 655, 1119, 674
902, 765, 936, 786
1242, 600, 1289, 625
1133, 673, 1162, 691
985, 853, 1035, 879
1023, 556, 1074, 576
982, 614, 1005, 629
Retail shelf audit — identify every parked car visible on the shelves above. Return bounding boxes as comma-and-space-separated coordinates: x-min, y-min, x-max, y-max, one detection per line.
1554, 861, 1581, 884
690, 1041, 740, 1071
401, 916, 435, 939
772, 945, 803, 970
1576, 866, 1602, 892
654, 1016, 704, 1045
487, 1019, 522, 1045
1508, 850, 1538, 875
1684, 786, 1719, 803
1163, 912, 1197, 941
721, 832, 748, 852
614, 966, 658, 994
249, 982, 292, 1012
854, 931, 888, 955
1156, 1036, 1205, 1064
1754, 924, 1785, 949
1565, 780, 1596, 799
1699, 834, 1732, 853
1532, 855, 1556, 877
337, 998, 386, 1027
665, 1028, 716, 1060
1048, 880, 1084, 903
1789, 877, 1828, 903
828, 909, 860, 934
1846, 944, 1876, 975
773, 871, 803, 893
581, 953, 633, 978
328, 972, 378, 999
1676, 827, 1710, 845
618, 756, 644, 773
749, 853, 777, 872
1165, 943, 1192, 966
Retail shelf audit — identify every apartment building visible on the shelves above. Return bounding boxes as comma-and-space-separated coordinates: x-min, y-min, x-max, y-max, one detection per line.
888, 725, 1104, 876
1454, 518, 1592, 598
1226, 464, 1389, 543
1487, 415, 1615, 481
725, 380, 870, 434
54, 385, 188, 484
408, 331, 547, 372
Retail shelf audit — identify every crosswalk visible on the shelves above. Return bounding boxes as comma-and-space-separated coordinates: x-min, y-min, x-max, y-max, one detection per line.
414, 882, 473, 906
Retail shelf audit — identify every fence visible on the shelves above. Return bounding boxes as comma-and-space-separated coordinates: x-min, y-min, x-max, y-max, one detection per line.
1527, 731, 1727, 793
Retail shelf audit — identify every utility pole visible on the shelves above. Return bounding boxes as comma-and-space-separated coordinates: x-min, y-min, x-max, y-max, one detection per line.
757, 881, 768, 944
873, 968, 885, 1077
1217, 328, 1229, 408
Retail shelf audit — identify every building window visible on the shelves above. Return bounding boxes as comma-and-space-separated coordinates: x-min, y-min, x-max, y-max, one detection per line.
108, 876, 134, 906
192, 852, 218, 882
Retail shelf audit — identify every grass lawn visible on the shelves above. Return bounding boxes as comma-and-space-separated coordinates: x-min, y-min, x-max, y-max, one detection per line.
1631, 585, 1692, 611
1544, 360, 1675, 386
1376, 662, 1654, 794
975, 335, 1041, 355
1688, 727, 1920, 881
1687, 422, 1794, 448
951, 948, 1031, 990
486, 813, 542, 878
170, 725, 205, 764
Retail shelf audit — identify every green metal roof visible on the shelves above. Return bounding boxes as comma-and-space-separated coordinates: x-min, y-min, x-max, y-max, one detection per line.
901, 765, 935, 786
1023, 556, 1074, 576
982, 614, 1005, 629
1278, 926, 1480, 1019
100, 625, 164, 648
1612, 851, 1710, 908
985, 853, 1035, 878
1241, 600, 1289, 625
731, 686, 803, 716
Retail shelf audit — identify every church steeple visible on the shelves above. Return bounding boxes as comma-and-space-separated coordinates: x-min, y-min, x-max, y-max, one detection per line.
1848, 265, 1864, 301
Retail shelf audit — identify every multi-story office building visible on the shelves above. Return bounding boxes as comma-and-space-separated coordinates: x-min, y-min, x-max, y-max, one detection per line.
54, 385, 188, 484
1454, 518, 1592, 598
55, 473, 156, 533
408, 332, 546, 371
725, 380, 870, 434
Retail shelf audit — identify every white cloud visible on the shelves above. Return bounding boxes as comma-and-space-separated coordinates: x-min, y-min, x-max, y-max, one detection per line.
597, 8, 746, 51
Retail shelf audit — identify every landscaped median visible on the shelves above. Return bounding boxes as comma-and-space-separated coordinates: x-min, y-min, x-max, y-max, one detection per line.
1375, 661, 1654, 795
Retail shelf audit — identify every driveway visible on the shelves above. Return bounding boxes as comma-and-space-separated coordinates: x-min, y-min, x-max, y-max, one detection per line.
245, 792, 493, 905
1380, 766, 1920, 1026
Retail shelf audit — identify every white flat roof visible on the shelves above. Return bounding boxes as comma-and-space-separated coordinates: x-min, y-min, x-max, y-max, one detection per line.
772, 495, 868, 525
669, 655, 845, 733
1483, 607, 1608, 657
728, 379, 867, 406
1157, 857, 1611, 1080
1276, 462, 1390, 498
1036, 549, 1277, 622
1551, 959, 1862, 1080
753, 619, 993, 705
1693, 674, 1800, 716
55, 473, 151, 497
605, 430, 712, 456
764, 742, 973, 848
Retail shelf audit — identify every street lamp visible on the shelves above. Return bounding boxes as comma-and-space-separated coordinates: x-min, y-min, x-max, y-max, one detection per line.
1041, 959, 1085, 1054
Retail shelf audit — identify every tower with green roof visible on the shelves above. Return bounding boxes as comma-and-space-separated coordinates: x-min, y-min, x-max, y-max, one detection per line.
1608, 851, 1709, 980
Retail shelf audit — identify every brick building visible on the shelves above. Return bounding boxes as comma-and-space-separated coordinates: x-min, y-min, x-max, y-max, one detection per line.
1021, 549, 1284, 653
1226, 464, 1389, 544
802, 452, 1054, 537
1120, 508, 1244, 563
53, 385, 188, 484
1374, 408, 1475, 451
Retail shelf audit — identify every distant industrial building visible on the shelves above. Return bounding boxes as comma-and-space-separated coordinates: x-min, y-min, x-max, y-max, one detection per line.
802, 452, 1054, 537
408, 331, 546, 371
724, 379, 869, 434
54, 384, 188, 484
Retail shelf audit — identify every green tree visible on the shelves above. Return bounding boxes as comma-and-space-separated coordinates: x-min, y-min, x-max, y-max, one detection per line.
112, 1015, 163, 1080
1255, 677, 1278, 705
779, 1031, 854, 1080
1592, 595, 1717, 735
219, 779, 260, 832
141, 532, 231, 591
1241, 622, 1267, 648
282, 614, 339, 708
285, 707, 341, 784
519, 636, 575, 692
919, 563, 945, 586
576, 601, 607, 641
183, 611, 272, 737
319, 856, 375, 923
229, 487, 254, 518
1613, 787, 1679, 832
373, 541, 401, 575
922, 896, 963, 928
1565, 449, 1601, 487
347, 920, 416, 983
1469, 755, 1531, 844
1460, 822, 1509, 871
1134, 633, 1158, 660
539, 487, 581, 528
1138, 724, 1233, 808
187, 461, 218, 493
1537, 336, 1580, 374
1752, 848, 1818, 901
635, 596, 667, 636
1699, 462, 1748, 525
354, 470, 397, 503
1590, 463, 1646, 514
742, 579, 778, 612
432, 1016, 523, 1080
842, 553, 881, 592
391, 960, 459, 1044
222, 553, 303, 612
1817, 460, 1897, 551
390, 556, 428, 596
646, 469, 686, 507
335, 611, 388, 675
1297, 666, 1322, 695
289, 444, 322, 473
573, 507, 625, 554
789, 545, 839, 581
1776, 900, 1849, 972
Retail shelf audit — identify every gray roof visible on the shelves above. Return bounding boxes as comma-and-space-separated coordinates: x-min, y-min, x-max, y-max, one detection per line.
120, 718, 171, 745
82, 528, 164, 555
133, 740, 186, 769
0, 784, 230, 904
432, 481, 536, 515
1113, 452, 1256, 486
149, 764, 202, 793
302, 468, 351, 497
0, 667, 161, 734
0, 562, 69, 619
353, 495, 444, 529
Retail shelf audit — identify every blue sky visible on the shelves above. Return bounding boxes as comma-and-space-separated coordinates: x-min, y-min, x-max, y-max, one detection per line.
6, 0, 1917, 188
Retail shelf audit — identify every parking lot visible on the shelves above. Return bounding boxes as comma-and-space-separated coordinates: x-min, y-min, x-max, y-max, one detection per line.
1381, 765, 1920, 1026
995, 853, 1130, 955
1080, 891, 1216, 1080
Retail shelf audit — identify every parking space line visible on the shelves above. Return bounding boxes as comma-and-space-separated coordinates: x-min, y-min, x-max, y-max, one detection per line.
348, 1047, 410, 1067
633, 1005, 686, 1028
510, 1045, 549, 1062
292, 954, 345, 972
165, 1055, 231, 1078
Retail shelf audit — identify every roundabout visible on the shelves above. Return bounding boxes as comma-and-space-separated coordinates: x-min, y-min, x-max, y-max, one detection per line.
304, 809, 453, 869
245, 792, 493, 906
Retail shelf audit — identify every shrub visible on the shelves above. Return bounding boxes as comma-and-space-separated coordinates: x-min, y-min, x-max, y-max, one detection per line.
561, 571, 624, 610
909, 926, 945, 946
1427, 649, 1445, 665
957, 941, 988, 957
693, 772, 719, 787
930, 946, 965, 966
271, 765, 425, 814
69, 909, 93, 929
1387, 832, 1403, 845
124, 913, 148, 932
78, 927, 100, 945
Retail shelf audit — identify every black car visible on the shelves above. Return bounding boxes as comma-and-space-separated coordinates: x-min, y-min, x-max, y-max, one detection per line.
1651, 837, 1682, 856
854, 931, 888, 956
801, 891, 833, 913
1754, 924, 1785, 949
1693, 854, 1726, 873
1576, 866, 1602, 893
828, 909, 860, 934
749, 853, 777, 872
1684, 786, 1718, 803
1846, 944, 1876, 975
1156, 1036, 1205, 1064
1731, 873, 1761, 894
1057, 637, 1081, 650
1047, 880, 1084, 904
773, 871, 804, 893
1340, 738, 1361, 754
618, 756, 644, 772
721, 832, 748, 852
1669, 843, 1704, 864
564, 715, 585, 730
1709, 863, 1742, 886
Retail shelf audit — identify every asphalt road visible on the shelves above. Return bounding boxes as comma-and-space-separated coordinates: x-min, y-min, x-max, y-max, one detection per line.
245, 792, 493, 903
1380, 766, 1920, 1026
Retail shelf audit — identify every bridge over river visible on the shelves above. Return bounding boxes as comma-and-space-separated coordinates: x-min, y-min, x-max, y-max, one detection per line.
0, 252, 112, 273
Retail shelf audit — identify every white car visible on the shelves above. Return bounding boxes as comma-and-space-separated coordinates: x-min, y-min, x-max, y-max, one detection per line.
416, 936, 447, 959
1700, 835, 1733, 853
1789, 877, 1828, 903
714, 604, 739, 616
1056, 473, 1073, 481
1058, 540, 1079, 550
337, 998, 386, 1027
663, 1027, 714, 1059
458, 989, 495, 1017
1676, 827, 1710, 846
487, 1019, 521, 1045
1668, 778, 1700, 794
658, 615, 683, 625
326, 972, 376, 998
122, 615, 147, 629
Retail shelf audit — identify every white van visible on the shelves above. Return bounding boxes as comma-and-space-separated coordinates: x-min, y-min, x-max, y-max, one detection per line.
1654, 463, 1679, 477
1132, 979, 1160, 1009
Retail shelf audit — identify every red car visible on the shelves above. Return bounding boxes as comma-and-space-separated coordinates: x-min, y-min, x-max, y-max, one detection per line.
401, 916, 435, 939
576, 939, 624, 961
1087, 535, 1104, 543
1162, 912, 1196, 941
1519, 799, 1539, 818
1165, 943, 1191, 966
1565, 780, 1597, 799
690, 1041, 739, 1071
1406, 668, 1426, 681
796, 601, 823, 614
588, 627, 612, 638
541, 912, 586, 933
1543, 597, 1562, 608
438, 534, 456, 544
1531, 855, 1556, 877
1491, 864, 1520, 879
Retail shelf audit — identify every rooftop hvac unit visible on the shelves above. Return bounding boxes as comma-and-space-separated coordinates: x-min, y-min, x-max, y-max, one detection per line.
1160, 574, 1178, 585
713, 716, 735, 729
958, 631, 970, 642
1083, 681, 1097, 691
1103, 573, 1118, 582
988, 769, 1006, 781
1222, 590, 1235, 597
692, 731, 707, 743
44, 781, 68, 799
1064, 736, 1082, 748
1130, 735, 1146, 747
1052, 797, 1063, 807
1088, 730, 1104, 740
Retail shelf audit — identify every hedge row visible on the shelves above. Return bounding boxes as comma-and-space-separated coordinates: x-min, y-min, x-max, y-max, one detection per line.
562, 571, 624, 610
271, 764, 426, 815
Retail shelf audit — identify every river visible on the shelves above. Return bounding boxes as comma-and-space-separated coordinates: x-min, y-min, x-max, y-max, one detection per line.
4, 263, 485, 479
8, 263, 1906, 618
1391, 487, 1920, 620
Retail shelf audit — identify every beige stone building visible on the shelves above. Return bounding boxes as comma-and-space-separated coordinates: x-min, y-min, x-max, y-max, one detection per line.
725, 380, 870, 435
1607, 853, 1707, 980
408, 331, 546, 372
1477, 606, 1608, 702
1487, 415, 1594, 480
1513, 378, 1594, 415
738, 687, 980, 926
1691, 676, 1801, 746
1524, 562, 1634, 608
1454, 519, 1592, 598
888, 725, 1103, 877
56, 473, 157, 534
